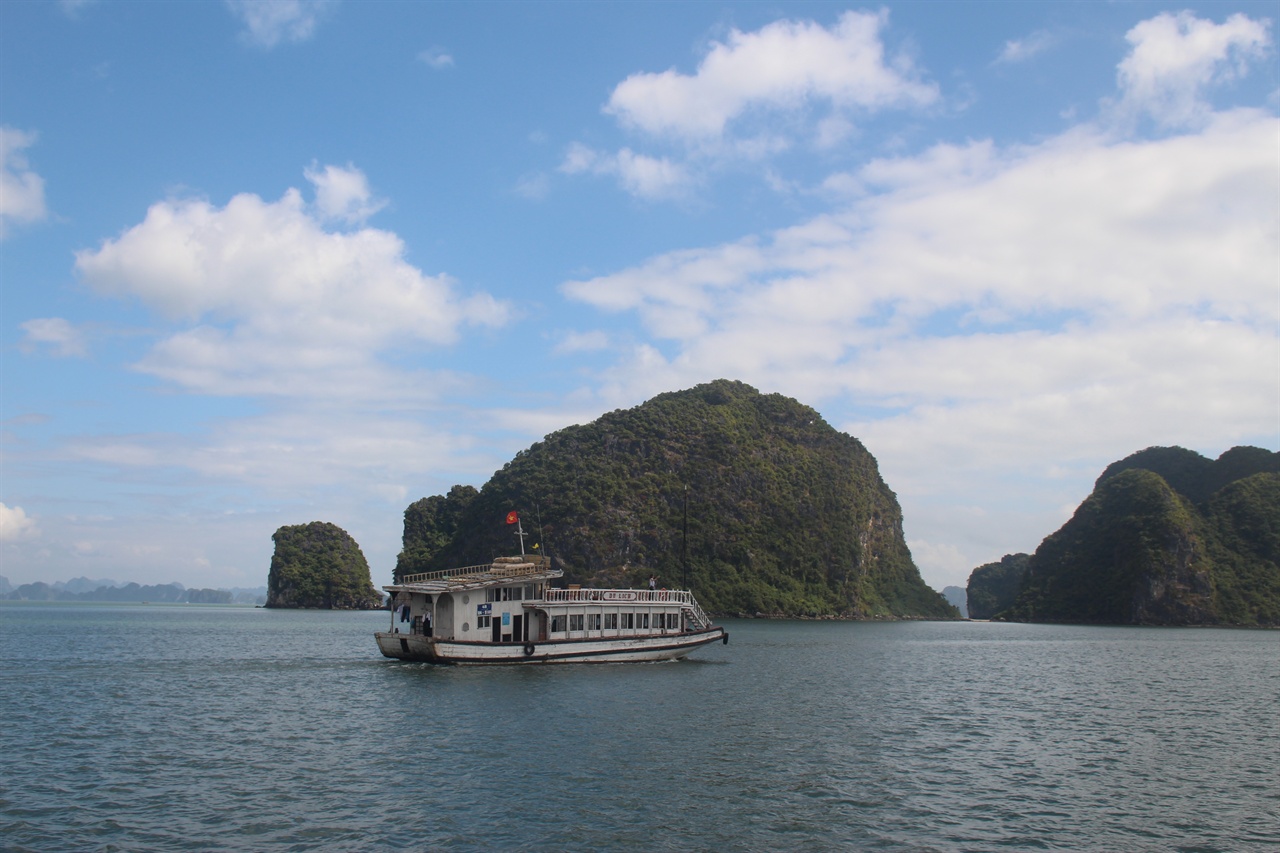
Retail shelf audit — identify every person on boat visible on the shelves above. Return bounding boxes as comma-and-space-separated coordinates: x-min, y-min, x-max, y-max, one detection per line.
649, 576, 657, 591
423, 612, 432, 638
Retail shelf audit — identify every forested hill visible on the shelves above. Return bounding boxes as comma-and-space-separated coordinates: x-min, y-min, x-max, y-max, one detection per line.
396, 380, 957, 619
1000, 446, 1280, 626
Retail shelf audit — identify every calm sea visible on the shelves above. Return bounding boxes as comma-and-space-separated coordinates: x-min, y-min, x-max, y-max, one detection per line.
0, 602, 1276, 852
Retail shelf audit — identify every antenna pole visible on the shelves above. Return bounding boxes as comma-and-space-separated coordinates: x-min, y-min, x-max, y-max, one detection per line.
515, 517, 527, 556
682, 485, 689, 590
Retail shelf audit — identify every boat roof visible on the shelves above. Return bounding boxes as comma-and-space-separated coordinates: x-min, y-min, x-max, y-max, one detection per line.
384, 555, 562, 594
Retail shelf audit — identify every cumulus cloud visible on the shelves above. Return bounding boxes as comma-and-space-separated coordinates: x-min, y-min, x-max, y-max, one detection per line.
559, 143, 691, 200
20, 318, 87, 357
566, 113, 1276, 341
226, 0, 335, 49
566, 10, 937, 200
74, 165, 509, 397
1111, 11, 1272, 129
0, 503, 38, 542
303, 161, 386, 224
1, 127, 48, 238
605, 9, 937, 141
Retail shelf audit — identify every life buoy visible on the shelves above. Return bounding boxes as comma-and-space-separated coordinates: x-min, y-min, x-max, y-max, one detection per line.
523, 643, 536, 657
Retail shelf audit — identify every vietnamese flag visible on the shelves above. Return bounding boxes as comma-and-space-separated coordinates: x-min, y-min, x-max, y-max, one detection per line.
506, 511, 519, 525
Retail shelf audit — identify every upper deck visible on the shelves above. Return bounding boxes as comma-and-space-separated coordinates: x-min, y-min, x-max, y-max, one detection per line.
385, 555, 562, 594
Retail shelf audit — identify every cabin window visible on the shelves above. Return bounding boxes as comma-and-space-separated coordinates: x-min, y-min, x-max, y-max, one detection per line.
524, 585, 537, 599
621, 613, 634, 629
486, 589, 498, 603
550, 615, 566, 633
640, 614, 649, 629
569, 614, 584, 631
604, 613, 618, 630
477, 614, 491, 629
587, 614, 601, 631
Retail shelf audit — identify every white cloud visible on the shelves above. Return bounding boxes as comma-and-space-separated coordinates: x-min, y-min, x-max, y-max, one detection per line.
226, 0, 335, 49
1, 127, 48, 238
568, 112, 1276, 337
0, 503, 38, 542
74, 165, 509, 398
1111, 11, 1272, 129
303, 161, 386, 224
605, 10, 937, 142
20, 318, 87, 357
417, 46, 454, 69
553, 330, 610, 355
996, 30, 1055, 64
559, 144, 691, 200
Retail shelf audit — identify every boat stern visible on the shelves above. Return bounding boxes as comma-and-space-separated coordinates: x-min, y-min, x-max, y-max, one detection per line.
375, 631, 441, 662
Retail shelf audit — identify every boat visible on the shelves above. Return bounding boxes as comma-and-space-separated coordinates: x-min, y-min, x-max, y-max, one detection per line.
374, 552, 728, 664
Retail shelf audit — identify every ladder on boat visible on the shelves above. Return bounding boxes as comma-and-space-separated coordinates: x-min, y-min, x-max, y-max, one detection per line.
682, 598, 714, 632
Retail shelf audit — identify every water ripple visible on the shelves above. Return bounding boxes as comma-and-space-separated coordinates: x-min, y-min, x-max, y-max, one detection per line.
2, 605, 1277, 851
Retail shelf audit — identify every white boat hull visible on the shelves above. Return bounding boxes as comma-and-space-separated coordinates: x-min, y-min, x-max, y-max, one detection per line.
376, 627, 727, 665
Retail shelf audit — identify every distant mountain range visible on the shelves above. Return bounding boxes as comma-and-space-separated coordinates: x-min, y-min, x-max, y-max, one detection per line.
1, 575, 267, 605
969, 446, 1278, 626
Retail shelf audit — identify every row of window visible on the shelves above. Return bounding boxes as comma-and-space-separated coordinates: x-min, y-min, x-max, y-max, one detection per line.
547, 612, 680, 632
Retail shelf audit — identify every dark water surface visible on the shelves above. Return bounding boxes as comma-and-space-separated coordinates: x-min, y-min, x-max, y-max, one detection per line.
1, 603, 1276, 851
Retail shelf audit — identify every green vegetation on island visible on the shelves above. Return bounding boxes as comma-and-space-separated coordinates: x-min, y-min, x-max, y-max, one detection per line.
994, 446, 1279, 626
395, 380, 957, 620
266, 521, 382, 609
965, 554, 1029, 619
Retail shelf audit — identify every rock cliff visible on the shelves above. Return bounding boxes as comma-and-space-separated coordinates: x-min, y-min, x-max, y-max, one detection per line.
266, 521, 381, 609
999, 447, 1278, 626
396, 380, 957, 619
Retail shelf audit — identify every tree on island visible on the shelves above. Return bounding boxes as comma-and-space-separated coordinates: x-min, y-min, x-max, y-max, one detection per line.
265, 521, 382, 609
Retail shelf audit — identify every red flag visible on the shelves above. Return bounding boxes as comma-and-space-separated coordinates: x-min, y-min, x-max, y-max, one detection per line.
505, 511, 519, 525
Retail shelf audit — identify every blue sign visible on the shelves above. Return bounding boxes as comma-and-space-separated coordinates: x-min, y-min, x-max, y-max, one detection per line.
502, 612, 511, 626
477, 603, 491, 614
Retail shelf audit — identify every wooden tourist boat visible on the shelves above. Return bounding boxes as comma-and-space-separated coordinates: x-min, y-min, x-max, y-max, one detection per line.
375, 552, 728, 665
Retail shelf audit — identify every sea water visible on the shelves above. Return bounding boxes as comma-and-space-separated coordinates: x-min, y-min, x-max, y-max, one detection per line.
0, 602, 1276, 852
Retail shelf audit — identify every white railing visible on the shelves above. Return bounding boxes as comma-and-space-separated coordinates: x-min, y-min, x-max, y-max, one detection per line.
541, 588, 715, 630
544, 588, 693, 604
400, 557, 549, 585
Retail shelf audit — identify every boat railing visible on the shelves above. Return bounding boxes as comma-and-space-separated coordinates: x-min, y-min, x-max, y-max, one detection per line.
544, 588, 695, 604
400, 557, 550, 585
541, 588, 715, 629
682, 598, 715, 631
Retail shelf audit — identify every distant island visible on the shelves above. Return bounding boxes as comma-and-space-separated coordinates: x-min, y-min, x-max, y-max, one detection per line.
969, 446, 1279, 626
1, 574, 267, 605
393, 380, 957, 620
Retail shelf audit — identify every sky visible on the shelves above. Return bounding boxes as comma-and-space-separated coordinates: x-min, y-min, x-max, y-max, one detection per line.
1, 0, 1277, 594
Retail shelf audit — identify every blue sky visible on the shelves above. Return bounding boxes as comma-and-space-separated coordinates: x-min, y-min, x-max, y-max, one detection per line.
2, 0, 1277, 593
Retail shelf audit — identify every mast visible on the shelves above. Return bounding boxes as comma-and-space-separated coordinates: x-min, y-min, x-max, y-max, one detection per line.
514, 516, 527, 556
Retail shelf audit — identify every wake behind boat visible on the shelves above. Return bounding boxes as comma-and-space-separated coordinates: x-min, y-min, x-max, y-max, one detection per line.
375, 553, 727, 665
